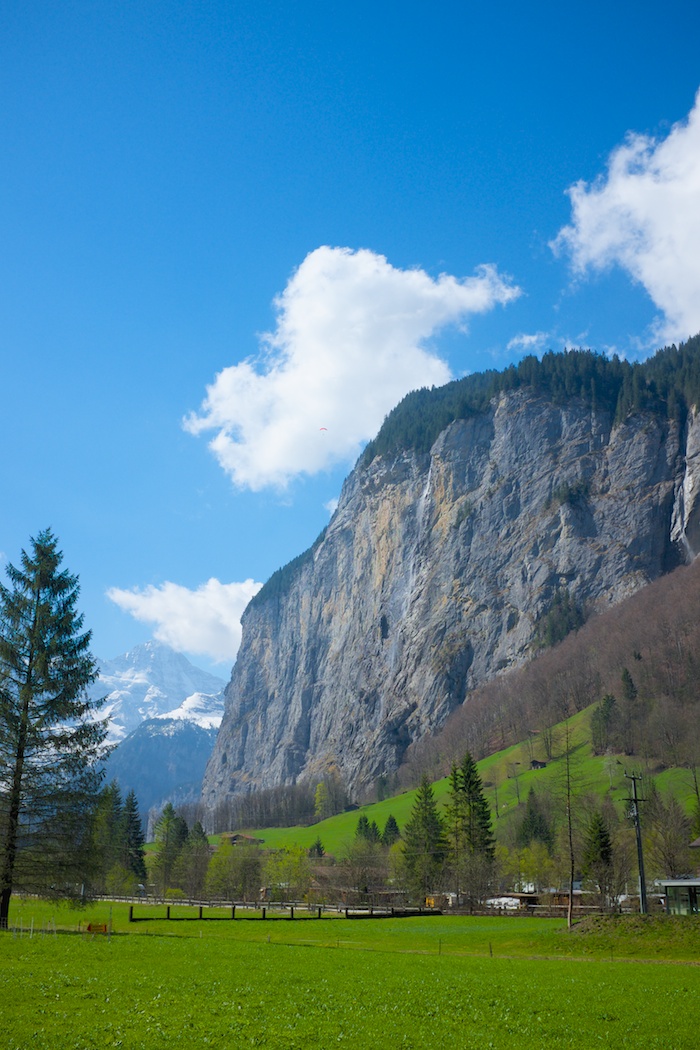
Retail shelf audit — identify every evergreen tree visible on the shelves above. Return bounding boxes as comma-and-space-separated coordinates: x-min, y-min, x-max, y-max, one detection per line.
122, 790, 147, 880
590, 694, 617, 755
582, 811, 614, 906
449, 752, 495, 859
382, 814, 401, 847
367, 820, 381, 844
620, 668, 637, 702
355, 814, 371, 840
151, 802, 188, 896
92, 781, 126, 891
0, 530, 108, 927
308, 836, 325, 858
445, 753, 495, 909
402, 775, 448, 901
517, 788, 553, 851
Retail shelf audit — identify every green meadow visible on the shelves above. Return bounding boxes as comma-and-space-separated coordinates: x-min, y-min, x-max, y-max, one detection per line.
2, 902, 700, 1049
236, 705, 698, 856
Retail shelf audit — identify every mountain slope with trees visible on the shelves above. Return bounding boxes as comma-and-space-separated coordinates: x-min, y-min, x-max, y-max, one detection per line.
204, 337, 700, 805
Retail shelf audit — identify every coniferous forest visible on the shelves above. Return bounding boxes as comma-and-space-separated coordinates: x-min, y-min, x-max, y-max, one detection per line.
362, 334, 700, 464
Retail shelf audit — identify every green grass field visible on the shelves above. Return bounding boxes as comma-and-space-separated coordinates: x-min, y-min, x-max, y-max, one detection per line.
2, 901, 700, 1048
239, 705, 698, 856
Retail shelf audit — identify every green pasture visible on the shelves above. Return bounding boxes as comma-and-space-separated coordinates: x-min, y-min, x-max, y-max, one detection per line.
239, 705, 698, 855
6, 899, 700, 961
2, 905, 700, 1049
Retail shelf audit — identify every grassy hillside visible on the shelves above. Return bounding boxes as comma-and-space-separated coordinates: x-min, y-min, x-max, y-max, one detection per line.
235, 704, 698, 854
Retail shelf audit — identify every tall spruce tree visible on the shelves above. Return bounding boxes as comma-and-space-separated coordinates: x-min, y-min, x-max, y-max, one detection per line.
446, 752, 495, 858
402, 775, 448, 901
582, 811, 614, 907
151, 802, 189, 896
445, 752, 495, 908
382, 814, 401, 847
122, 789, 147, 881
0, 530, 108, 927
92, 780, 126, 891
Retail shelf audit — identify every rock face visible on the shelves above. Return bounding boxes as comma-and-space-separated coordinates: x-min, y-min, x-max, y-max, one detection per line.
202, 392, 700, 805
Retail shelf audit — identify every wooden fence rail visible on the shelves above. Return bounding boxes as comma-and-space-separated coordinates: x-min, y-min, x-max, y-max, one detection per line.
127, 904, 442, 923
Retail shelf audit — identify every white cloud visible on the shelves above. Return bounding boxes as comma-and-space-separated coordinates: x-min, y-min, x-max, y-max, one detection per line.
506, 331, 550, 354
184, 246, 521, 489
107, 577, 262, 664
552, 90, 700, 343
324, 497, 339, 516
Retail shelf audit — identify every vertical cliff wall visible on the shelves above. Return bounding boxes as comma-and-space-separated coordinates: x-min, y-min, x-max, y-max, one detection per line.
202, 390, 700, 804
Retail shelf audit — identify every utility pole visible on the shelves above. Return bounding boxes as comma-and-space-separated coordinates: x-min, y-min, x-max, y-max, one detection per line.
624, 772, 648, 915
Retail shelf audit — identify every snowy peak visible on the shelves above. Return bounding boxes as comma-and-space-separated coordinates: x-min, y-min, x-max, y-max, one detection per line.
90, 641, 227, 743
157, 690, 225, 730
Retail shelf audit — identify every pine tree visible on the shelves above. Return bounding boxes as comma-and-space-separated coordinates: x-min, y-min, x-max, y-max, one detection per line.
590, 694, 617, 755
445, 753, 495, 909
402, 775, 448, 901
582, 811, 614, 906
355, 814, 371, 840
122, 790, 147, 881
0, 530, 108, 927
308, 836, 325, 858
367, 820, 381, 844
455, 752, 495, 858
92, 780, 126, 891
382, 814, 400, 847
517, 788, 553, 851
151, 802, 188, 896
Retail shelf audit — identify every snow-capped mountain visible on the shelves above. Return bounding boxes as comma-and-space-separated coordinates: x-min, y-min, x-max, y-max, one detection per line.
90, 641, 227, 745
90, 641, 228, 818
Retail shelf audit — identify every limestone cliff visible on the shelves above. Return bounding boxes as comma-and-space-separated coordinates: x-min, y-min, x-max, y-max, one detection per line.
202, 388, 700, 804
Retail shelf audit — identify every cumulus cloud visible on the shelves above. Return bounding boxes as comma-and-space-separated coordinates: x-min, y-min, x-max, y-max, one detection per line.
506, 331, 550, 354
552, 90, 700, 343
107, 577, 262, 664
184, 246, 521, 489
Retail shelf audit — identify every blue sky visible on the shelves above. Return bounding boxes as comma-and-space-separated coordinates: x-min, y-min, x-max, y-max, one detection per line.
2, 0, 700, 674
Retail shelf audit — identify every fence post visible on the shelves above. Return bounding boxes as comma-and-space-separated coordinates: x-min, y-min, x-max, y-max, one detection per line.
166, 906, 170, 920
290, 906, 294, 920
262, 907, 266, 920
231, 905, 236, 919
199, 906, 203, 920
128, 905, 133, 923
317, 906, 322, 919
